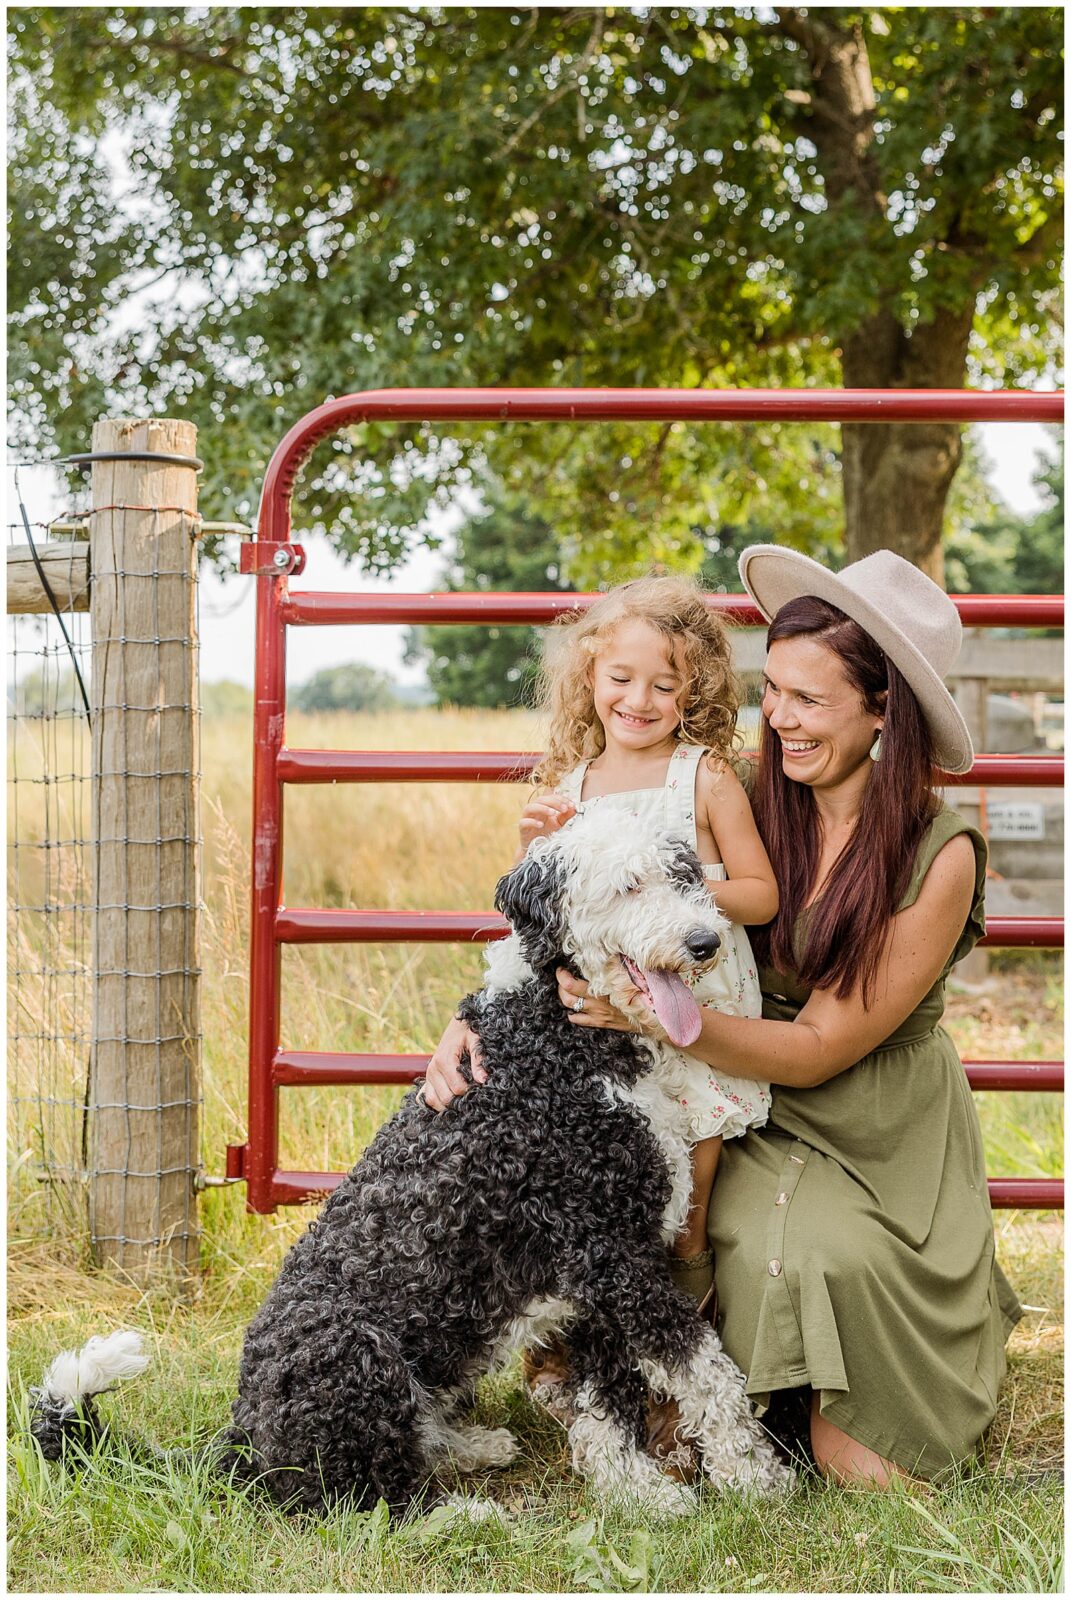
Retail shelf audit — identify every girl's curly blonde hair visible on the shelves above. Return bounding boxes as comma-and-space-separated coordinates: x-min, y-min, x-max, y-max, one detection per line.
532, 574, 741, 790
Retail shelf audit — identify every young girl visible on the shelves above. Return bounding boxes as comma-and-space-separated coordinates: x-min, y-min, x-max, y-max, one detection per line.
518, 575, 778, 1311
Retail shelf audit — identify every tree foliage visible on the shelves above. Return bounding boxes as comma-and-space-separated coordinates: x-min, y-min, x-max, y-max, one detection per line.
405, 494, 570, 707
200, 678, 255, 718
8, 7, 1062, 579
945, 430, 1064, 597
290, 662, 398, 712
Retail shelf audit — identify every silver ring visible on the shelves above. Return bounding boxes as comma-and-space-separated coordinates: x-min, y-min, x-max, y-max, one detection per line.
572, 996, 585, 1014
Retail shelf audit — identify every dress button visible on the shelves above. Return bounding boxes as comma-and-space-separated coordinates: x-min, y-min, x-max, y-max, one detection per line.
768, 1259, 782, 1276
775, 1191, 788, 1206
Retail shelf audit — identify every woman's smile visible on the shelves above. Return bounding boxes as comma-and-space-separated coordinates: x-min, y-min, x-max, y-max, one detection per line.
762, 637, 882, 793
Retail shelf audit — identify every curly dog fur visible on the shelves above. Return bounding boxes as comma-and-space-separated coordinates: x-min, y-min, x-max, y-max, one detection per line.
31, 813, 790, 1517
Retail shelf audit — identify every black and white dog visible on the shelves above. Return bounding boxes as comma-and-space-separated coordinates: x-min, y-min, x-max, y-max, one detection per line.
31, 813, 790, 1518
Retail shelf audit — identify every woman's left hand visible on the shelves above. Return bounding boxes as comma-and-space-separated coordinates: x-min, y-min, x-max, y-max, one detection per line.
556, 968, 639, 1032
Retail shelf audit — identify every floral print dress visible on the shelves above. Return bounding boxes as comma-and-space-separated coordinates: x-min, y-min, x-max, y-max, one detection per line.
558, 743, 771, 1142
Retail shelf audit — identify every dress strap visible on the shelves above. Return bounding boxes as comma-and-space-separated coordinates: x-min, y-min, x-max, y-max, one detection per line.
556, 762, 588, 804
663, 743, 706, 842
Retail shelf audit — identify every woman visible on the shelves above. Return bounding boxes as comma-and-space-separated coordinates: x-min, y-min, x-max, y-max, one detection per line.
425, 546, 1021, 1486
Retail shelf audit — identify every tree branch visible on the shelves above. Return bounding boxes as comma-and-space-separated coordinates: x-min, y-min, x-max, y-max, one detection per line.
500, 11, 605, 159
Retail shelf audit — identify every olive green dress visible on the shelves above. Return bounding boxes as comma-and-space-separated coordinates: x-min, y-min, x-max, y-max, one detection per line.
708, 806, 1022, 1479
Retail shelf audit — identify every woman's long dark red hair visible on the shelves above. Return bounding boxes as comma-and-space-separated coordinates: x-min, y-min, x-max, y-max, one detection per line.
749, 596, 940, 1004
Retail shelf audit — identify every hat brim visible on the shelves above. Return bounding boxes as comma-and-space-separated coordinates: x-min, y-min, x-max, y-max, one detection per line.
739, 545, 975, 775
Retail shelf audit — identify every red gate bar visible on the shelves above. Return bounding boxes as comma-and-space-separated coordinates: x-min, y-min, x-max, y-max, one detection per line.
276, 908, 511, 943
276, 749, 539, 783
258, 1166, 1061, 1211
987, 1180, 1064, 1210
273, 1050, 422, 1087
275, 908, 1061, 947
281, 589, 1064, 629
271, 1048, 1062, 1094
243, 386, 1065, 1216
258, 388, 1064, 541
964, 1061, 1065, 1092
275, 747, 1063, 788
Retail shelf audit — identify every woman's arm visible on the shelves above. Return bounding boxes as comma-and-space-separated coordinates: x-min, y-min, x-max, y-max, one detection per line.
423, 1015, 487, 1110
699, 761, 779, 926
561, 834, 977, 1089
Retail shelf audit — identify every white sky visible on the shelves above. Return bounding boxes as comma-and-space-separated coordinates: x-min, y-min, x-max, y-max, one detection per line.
7, 420, 1052, 689
194, 420, 1052, 688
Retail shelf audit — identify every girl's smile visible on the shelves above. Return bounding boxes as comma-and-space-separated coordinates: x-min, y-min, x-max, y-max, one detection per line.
591, 619, 684, 756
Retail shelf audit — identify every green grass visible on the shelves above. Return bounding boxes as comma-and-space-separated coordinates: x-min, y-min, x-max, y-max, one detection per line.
6, 1281, 1064, 1593
8, 709, 1064, 1591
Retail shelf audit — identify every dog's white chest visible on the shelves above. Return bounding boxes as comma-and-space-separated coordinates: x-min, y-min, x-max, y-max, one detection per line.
603, 1043, 695, 1244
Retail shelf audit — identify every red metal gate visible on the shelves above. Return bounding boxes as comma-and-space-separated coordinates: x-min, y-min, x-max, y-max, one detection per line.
227, 388, 1065, 1213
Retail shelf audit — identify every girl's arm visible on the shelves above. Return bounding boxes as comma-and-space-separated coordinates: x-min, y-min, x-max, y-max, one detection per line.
698, 760, 778, 925
515, 791, 576, 863
561, 833, 976, 1089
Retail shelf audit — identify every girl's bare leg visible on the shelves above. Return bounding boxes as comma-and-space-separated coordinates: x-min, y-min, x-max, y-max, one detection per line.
669, 1137, 722, 1303
672, 1136, 722, 1258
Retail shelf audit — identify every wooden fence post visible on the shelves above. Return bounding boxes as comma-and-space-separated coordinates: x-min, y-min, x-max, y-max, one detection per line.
89, 417, 202, 1281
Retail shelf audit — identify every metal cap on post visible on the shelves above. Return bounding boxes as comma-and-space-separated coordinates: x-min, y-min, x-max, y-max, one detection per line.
88, 417, 202, 1283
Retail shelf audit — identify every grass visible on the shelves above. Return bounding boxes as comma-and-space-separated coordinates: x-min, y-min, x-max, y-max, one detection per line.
6, 1246, 1065, 1596
7, 708, 1065, 1591
6, 1293, 1064, 1593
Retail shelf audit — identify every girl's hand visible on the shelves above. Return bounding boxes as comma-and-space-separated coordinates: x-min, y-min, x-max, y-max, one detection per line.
423, 1015, 487, 1112
519, 793, 577, 853
555, 968, 641, 1033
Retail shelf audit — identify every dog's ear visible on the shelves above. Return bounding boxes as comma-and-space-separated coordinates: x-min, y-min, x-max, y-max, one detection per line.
665, 835, 705, 892
494, 847, 567, 970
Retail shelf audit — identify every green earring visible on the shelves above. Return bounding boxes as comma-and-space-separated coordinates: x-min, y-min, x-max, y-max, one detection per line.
870, 731, 883, 762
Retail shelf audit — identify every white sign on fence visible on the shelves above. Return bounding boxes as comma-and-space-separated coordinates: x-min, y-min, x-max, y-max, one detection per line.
987, 802, 1046, 841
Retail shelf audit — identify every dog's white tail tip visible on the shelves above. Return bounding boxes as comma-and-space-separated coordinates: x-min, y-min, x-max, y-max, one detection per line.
42, 1330, 149, 1404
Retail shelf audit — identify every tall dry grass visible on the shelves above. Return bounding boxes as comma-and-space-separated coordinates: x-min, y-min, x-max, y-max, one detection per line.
7, 709, 1062, 1595
8, 706, 1064, 1271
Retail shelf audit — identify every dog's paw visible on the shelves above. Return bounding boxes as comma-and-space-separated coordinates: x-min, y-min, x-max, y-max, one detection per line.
618, 1471, 699, 1521
701, 1441, 796, 1497
441, 1491, 509, 1522
450, 1425, 519, 1472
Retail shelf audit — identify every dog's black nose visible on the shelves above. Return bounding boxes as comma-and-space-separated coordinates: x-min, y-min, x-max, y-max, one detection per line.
685, 929, 721, 959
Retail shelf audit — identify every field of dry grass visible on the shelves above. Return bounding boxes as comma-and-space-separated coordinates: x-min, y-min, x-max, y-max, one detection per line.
7, 707, 1064, 1591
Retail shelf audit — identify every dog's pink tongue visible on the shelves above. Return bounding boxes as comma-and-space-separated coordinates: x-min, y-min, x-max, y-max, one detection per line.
643, 968, 702, 1047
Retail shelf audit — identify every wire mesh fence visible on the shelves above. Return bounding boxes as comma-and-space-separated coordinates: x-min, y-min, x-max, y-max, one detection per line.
8, 451, 203, 1270
8, 492, 94, 1243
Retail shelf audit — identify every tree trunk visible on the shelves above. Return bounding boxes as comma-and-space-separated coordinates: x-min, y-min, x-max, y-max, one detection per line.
776, 10, 979, 580
840, 303, 976, 584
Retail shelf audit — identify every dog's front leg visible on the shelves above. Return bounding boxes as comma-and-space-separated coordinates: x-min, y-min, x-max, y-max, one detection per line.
567, 1383, 698, 1518
640, 1326, 794, 1495
417, 1406, 519, 1475
554, 1308, 697, 1519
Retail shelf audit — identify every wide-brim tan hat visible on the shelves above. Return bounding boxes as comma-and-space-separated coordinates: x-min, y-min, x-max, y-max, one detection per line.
738, 545, 974, 775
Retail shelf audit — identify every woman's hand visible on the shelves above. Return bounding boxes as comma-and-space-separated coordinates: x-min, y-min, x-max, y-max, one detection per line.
555, 968, 641, 1034
423, 1015, 487, 1112
518, 793, 576, 854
